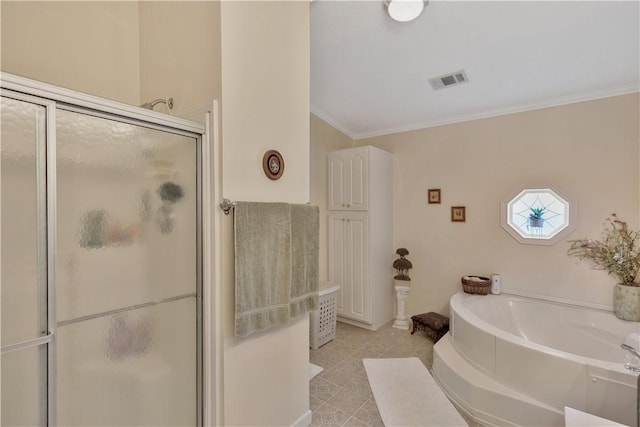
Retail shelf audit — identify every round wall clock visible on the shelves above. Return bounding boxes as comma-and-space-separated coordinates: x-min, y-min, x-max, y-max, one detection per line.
262, 150, 284, 180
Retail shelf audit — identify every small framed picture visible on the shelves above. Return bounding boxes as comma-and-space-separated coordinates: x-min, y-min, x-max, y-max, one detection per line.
262, 150, 284, 180
451, 206, 466, 222
428, 189, 441, 204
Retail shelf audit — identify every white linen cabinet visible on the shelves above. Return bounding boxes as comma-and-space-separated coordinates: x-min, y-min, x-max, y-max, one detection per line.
327, 146, 393, 331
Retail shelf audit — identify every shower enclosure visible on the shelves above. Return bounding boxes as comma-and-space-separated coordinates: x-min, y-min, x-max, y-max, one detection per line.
1, 74, 206, 426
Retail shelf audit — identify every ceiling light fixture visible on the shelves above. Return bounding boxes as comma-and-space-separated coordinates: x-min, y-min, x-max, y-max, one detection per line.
384, 0, 428, 22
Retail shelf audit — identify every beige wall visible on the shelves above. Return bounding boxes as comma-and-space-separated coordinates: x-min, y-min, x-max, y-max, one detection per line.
139, 1, 222, 115
1, 1, 141, 106
220, 1, 311, 426
221, 1, 310, 205
310, 114, 353, 284
347, 94, 639, 316
2, 1, 312, 425
0, 0, 222, 113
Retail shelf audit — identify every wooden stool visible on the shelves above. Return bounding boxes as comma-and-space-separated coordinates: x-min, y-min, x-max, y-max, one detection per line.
411, 312, 449, 342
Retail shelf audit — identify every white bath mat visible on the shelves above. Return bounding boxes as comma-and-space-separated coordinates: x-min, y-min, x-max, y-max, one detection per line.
363, 357, 468, 427
309, 363, 323, 380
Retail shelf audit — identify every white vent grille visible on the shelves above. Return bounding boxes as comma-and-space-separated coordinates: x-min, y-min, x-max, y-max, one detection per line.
429, 70, 469, 90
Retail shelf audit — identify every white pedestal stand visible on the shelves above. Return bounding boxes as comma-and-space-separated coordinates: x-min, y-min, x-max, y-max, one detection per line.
393, 284, 411, 330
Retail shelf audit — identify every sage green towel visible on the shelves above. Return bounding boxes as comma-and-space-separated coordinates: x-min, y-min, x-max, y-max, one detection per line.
289, 204, 319, 319
234, 202, 292, 338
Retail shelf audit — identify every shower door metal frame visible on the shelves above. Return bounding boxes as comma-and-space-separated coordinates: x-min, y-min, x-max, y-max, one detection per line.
0, 89, 57, 427
1, 72, 209, 426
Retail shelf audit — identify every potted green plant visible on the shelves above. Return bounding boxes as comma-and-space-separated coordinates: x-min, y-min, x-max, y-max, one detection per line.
393, 248, 413, 285
568, 214, 640, 321
529, 207, 546, 228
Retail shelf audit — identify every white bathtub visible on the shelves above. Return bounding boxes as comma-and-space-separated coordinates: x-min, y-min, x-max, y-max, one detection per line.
432, 292, 639, 427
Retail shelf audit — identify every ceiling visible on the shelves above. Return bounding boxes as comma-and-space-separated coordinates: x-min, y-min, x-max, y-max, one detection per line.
310, 1, 640, 139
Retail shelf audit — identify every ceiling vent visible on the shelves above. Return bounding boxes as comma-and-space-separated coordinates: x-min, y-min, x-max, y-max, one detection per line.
429, 70, 469, 90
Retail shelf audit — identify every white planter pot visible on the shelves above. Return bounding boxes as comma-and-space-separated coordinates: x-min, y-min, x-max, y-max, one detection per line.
614, 284, 640, 321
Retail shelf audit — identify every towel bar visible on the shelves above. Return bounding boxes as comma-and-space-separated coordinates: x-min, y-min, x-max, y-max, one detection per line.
219, 199, 312, 215
219, 198, 235, 215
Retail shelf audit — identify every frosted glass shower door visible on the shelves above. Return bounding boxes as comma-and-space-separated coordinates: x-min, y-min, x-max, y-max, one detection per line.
55, 109, 200, 426
1, 94, 50, 427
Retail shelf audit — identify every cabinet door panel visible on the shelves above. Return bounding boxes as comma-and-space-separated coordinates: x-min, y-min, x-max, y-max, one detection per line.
328, 148, 369, 211
328, 154, 346, 210
330, 212, 370, 323
328, 214, 346, 313
347, 152, 368, 210
346, 214, 369, 322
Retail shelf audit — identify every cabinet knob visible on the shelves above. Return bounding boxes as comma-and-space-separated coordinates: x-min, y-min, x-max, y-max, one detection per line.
346, 204, 351, 208
346, 219, 351, 223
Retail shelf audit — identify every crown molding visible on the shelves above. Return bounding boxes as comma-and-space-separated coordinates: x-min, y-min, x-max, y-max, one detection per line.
310, 104, 357, 140
314, 83, 640, 141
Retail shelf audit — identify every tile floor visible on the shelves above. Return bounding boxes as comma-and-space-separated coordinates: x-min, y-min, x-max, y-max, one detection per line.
309, 321, 479, 427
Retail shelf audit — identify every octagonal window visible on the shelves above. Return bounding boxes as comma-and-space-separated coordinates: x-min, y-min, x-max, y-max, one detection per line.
501, 188, 575, 245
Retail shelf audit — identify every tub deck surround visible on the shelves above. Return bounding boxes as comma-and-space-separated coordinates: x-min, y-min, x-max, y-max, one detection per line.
433, 292, 639, 427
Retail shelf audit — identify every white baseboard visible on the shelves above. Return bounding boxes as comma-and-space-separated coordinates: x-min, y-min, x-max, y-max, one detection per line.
291, 410, 312, 427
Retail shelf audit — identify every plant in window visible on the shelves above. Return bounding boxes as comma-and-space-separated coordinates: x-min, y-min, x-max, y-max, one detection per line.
529, 207, 546, 228
530, 207, 546, 219
393, 248, 413, 282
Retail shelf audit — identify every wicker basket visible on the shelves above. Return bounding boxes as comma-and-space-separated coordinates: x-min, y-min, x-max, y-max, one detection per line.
461, 276, 491, 295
